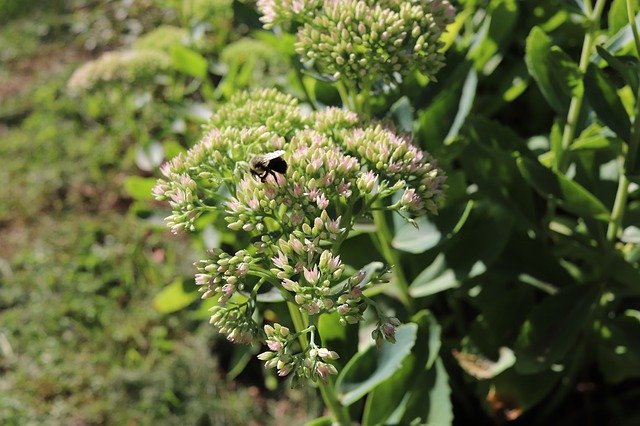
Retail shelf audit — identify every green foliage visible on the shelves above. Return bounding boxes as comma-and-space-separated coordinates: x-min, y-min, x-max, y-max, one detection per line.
5, 0, 640, 424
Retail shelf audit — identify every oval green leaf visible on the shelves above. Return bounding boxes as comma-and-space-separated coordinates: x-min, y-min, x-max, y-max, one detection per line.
336, 323, 417, 406
516, 155, 610, 220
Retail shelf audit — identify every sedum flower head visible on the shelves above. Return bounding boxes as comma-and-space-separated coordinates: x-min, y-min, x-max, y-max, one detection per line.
206, 88, 309, 137
67, 49, 172, 92
258, 0, 455, 88
154, 88, 446, 384
133, 25, 189, 51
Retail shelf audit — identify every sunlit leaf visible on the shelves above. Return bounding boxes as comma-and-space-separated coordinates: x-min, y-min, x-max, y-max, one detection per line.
392, 216, 441, 254
153, 277, 199, 314
171, 45, 208, 79
336, 323, 417, 406
123, 176, 156, 201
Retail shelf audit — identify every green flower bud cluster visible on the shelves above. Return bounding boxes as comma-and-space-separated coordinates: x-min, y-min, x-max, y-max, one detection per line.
154, 88, 446, 382
209, 304, 261, 344
258, 324, 339, 383
371, 316, 402, 348
195, 249, 254, 303
133, 25, 189, 52
67, 49, 172, 92
257, 0, 455, 88
207, 88, 309, 137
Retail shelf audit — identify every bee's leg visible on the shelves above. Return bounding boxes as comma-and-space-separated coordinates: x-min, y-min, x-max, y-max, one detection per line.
260, 171, 269, 182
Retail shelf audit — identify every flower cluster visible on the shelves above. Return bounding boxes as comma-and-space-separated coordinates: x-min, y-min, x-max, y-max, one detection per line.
133, 25, 189, 51
209, 304, 261, 344
154, 88, 446, 382
257, 0, 455, 88
207, 88, 309, 137
67, 49, 172, 92
258, 323, 339, 383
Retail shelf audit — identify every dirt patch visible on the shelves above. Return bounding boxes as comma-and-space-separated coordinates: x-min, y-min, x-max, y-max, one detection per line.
0, 43, 92, 100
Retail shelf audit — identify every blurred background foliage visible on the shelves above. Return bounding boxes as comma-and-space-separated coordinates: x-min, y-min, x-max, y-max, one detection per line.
1, 0, 640, 425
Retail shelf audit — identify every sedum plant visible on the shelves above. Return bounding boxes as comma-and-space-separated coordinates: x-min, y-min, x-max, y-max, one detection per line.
67, 49, 172, 92
153, 89, 446, 416
257, 0, 454, 90
152, 1, 455, 423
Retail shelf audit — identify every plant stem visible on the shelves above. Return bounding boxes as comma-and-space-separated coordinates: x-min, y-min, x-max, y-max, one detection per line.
286, 304, 351, 425
294, 65, 319, 111
558, 0, 607, 172
606, 6, 640, 240
336, 81, 355, 111
627, 0, 640, 56
371, 206, 414, 311
607, 170, 629, 241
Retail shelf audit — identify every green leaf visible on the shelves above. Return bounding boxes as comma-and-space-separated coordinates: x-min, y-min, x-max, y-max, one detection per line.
304, 417, 333, 426
570, 128, 616, 152
610, 253, 640, 294
468, 0, 519, 70
336, 323, 417, 406
392, 216, 441, 254
318, 311, 358, 368
389, 96, 415, 133
584, 63, 632, 141
447, 68, 477, 140
595, 46, 639, 96
516, 155, 610, 220
409, 203, 513, 298
153, 277, 199, 314
416, 64, 468, 154
410, 254, 460, 297
227, 345, 255, 380
363, 312, 444, 426
598, 12, 640, 57
515, 285, 599, 373
171, 45, 208, 79
597, 313, 640, 383
362, 356, 416, 426
559, 0, 585, 14
123, 176, 157, 201
423, 360, 453, 426
608, 0, 630, 35
163, 140, 187, 159
525, 27, 583, 114
460, 117, 538, 227
395, 359, 453, 426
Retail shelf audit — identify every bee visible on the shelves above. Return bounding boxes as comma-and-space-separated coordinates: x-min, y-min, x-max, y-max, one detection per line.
249, 150, 288, 182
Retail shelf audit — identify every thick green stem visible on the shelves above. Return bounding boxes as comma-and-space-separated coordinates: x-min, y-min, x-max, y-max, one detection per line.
336, 81, 355, 111
607, 171, 630, 241
286, 304, 351, 425
371, 207, 414, 311
558, 0, 607, 172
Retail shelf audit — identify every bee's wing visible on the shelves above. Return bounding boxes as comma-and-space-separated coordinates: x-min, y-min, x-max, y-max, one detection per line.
262, 150, 285, 161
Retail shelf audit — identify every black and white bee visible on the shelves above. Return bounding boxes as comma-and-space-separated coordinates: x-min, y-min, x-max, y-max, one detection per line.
249, 150, 287, 182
